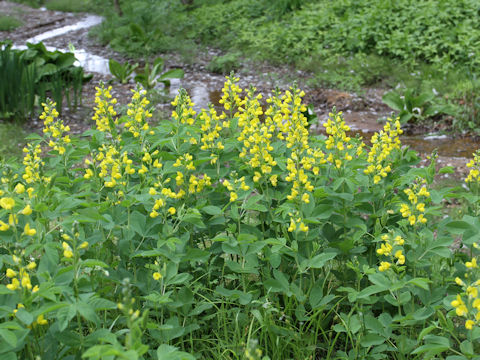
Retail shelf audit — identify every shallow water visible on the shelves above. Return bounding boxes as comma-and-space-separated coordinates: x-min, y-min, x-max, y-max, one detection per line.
25, 15, 103, 43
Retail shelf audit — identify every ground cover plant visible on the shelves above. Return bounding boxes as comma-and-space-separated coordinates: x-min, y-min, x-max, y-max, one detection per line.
2, 76, 480, 359
0, 41, 88, 120
92, 0, 480, 130
0, 16, 22, 31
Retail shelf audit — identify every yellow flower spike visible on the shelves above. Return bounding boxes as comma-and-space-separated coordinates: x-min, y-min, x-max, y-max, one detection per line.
23, 223, 36, 236
153, 272, 162, 280
465, 320, 475, 330
0, 197, 15, 210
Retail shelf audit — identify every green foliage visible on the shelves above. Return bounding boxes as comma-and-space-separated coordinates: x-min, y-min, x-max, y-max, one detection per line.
108, 59, 138, 84
0, 16, 22, 31
0, 41, 89, 120
207, 53, 240, 75
44, 0, 93, 13
1, 78, 480, 359
382, 87, 456, 125
0, 123, 27, 160
134, 58, 184, 90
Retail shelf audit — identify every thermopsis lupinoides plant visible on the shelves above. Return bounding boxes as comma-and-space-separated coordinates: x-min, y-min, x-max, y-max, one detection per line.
1, 76, 480, 359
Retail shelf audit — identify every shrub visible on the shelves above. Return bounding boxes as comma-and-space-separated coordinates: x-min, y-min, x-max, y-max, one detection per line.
0, 77, 479, 359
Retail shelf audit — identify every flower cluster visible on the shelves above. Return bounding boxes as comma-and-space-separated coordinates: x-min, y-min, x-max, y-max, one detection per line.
465, 151, 480, 184
22, 143, 49, 185
223, 176, 250, 203
376, 233, 406, 272
61, 232, 88, 259
92, 84, 118, 134
237, 87, 277, 181
323, 111, 357, 169
364, 117, 402, 184
172, 89, 197, 126
124, 87, 154, 138
451, 253, 480, 330
40, 100, 71, 155
5, 255, 38, 292
399, 178, 430, 226
85, 145, 135, 188
287, 211, 309, 233
199, 105, 227, 164
219, 75, 244, 114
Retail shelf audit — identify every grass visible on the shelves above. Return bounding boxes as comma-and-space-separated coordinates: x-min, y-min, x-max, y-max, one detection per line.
45, 0, 92, 13
0, 15, 22, 31
0, 122, 27, 159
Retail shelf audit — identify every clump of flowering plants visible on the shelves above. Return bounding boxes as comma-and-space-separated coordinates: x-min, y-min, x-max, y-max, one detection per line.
0, 76, 479, 359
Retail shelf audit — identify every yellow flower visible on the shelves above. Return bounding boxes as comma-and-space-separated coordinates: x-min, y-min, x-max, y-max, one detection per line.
62, 242, 73, 258
168, 207, 176, 215
21, 204, 32, 216
465, 319, 475, 330
14, 183, 25, 194
467, 286, 478, 299
466, 258, 478, 269
78, 241, 89, 250
6, 278, 20, 291
36, 314, 48, 325
299, 222, 309, 232
378, 261, 391, 272
153, 272, 162, 280
230, 192, 238, 202
301, 193, 310, 204
6, 268, 17, 278
32, 285, 39, 293
26, 262, 36, 270
0, 197, 15, 210
23, 223, 36, 236
0, 220, 9, 231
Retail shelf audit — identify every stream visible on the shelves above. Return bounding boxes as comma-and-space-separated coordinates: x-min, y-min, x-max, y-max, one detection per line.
10, 12, 480, 161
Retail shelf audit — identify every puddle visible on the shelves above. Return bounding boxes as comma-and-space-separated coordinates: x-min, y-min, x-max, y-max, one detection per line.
25, 15, 103, 43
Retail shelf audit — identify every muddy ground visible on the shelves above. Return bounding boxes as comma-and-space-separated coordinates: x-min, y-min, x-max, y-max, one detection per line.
0, 0, 476, 179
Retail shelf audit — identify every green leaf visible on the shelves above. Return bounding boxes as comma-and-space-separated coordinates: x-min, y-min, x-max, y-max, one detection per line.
156, 344, 195, 360
445, 220, 475, 234
300, 251, 337, 270
360, 333, 385, 347
0, 329, 17, 348
201, 205, 223, 216
15, 308, 33, 326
